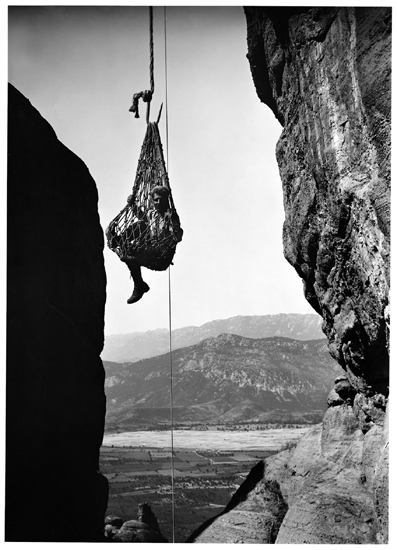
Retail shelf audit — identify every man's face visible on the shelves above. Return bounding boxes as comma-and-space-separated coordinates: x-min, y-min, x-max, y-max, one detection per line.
152, 192, 167, 213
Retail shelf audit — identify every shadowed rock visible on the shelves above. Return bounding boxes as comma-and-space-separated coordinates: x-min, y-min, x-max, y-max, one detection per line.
104, 515, 124, 540
6, 83, 108, 541
138, 502, 164, 535
105, 515, 124, 529
111, 504, 168, 543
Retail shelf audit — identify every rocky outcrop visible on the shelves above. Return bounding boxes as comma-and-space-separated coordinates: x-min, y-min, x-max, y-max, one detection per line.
265, 400, 388, 544
190, 7, 390, 544
244, 6, 390, 543
104, 504, 168, 542
327, 375, 356, 407
6, 83, 108, 541
104, 514, 124, 539
188, 461, 287, 543
191, 399, 388, 544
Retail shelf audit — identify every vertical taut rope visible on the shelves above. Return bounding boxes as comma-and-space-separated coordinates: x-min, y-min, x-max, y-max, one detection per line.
164, 7, 176, 543
149, 6, 154, 95
146, 6, 154, 124
168, 270, 175, 543
164, 7, 170, 171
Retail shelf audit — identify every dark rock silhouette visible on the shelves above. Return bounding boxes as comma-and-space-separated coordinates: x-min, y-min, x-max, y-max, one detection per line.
105, 515, 124, 529
138, 502, 164, 536
6, 83, 108, 541
334, 375, 356, 401
104, 515, 124, 539
109, 503, 168, 543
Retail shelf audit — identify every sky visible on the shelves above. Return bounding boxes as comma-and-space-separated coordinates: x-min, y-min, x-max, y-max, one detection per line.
7, 4, 316, 336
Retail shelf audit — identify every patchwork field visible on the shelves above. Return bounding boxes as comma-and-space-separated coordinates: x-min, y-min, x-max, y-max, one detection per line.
100, 426, 310, 541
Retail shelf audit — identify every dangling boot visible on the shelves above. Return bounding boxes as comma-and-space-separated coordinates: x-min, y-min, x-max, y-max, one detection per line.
127, 281, 150, 304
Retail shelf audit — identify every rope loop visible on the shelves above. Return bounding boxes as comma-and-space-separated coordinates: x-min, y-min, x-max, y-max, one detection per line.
128, 90, 153, 119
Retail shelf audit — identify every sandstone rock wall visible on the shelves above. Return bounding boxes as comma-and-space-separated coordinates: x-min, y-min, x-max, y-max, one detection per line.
187, 461, 287, 544
246, 6, 390, 397
193, 401, 388, 544
6, 83, 108, 541
191, 7, 390, 544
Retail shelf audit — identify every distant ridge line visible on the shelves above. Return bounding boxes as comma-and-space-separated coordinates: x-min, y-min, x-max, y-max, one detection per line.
106, 313, 320, 337
102, 313, 323, 363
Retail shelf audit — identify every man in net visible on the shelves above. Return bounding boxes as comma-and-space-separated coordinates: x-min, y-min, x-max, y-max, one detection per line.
121, 185, 183, 304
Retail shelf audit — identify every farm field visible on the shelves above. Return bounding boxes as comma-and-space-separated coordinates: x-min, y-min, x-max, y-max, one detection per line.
100, 447, 268, 542
100, 427, 310, 541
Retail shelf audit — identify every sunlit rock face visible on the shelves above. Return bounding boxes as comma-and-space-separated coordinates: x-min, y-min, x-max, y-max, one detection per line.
264, 403, 388, 544
246, 6, 390, 397
190, 7, 390, 545
246, 7, 389, 544
189, 462, 287, 544
6, 83, 108, 541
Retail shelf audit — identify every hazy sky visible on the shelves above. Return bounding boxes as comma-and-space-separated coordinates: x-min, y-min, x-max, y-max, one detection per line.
8, 4, 316, 336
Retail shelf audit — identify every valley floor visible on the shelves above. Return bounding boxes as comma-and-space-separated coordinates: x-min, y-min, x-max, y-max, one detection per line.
102, 426, 309, 451
100, 427, 310, 541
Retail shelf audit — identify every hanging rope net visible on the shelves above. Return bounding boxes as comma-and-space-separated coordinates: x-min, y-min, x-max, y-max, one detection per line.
105, 122, 182, 271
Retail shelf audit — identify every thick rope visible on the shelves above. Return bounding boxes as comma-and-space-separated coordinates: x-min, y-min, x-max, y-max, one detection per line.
129, 6, 154, 122
164, 8, 170, 175
164, 6, 176, 543
149, 6, 154, 95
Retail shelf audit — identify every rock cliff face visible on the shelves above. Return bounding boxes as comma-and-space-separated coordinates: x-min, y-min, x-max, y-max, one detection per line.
191, 7, 390, 544
187, 461, 287, 543
6, 83, 108, 541
246, 6, 390, 396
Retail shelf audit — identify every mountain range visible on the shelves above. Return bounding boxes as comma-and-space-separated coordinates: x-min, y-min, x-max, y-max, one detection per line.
103, 332, 343, 433
102, 313, 324, 363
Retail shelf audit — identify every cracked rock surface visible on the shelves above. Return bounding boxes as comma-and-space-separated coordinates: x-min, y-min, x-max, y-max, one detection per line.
245, 7, 390, 398
189, 7, 389, 544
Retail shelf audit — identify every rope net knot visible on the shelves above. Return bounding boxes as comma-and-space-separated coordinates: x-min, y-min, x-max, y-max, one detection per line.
106, 122, 182, 271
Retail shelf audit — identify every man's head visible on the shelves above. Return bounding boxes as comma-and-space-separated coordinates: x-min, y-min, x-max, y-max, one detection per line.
150, 186, 170, 213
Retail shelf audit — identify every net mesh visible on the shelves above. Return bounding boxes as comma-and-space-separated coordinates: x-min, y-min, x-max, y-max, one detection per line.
106, 122, 181, 271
